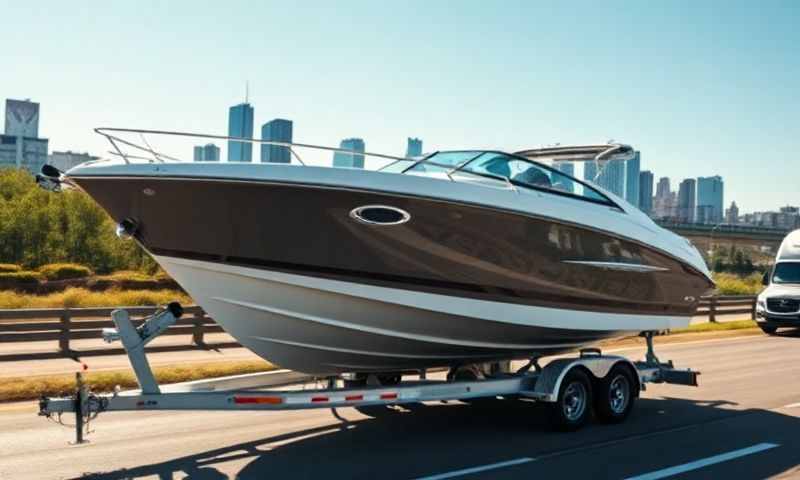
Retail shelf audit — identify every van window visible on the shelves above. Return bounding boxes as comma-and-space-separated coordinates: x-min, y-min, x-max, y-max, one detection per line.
773, 263, 800, 284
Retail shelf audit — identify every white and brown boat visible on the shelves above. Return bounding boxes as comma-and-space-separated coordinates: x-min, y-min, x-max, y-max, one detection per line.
39, 128, 714, 374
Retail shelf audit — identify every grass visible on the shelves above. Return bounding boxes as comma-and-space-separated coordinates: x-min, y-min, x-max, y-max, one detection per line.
0, 287, 192, 309
38, 263, 93, 281
0, 264, 21, 273
0, 360, 275, 403
672, 319, 758, 334
0, 271, 42, 286
713, 272, 764, 296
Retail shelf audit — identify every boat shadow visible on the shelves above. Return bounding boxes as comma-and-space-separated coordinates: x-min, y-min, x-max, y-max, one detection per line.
77, 396, 800, 480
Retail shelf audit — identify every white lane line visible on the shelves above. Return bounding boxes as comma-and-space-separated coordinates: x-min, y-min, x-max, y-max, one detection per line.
624, 443, 779, 480
414, 457, 534, 480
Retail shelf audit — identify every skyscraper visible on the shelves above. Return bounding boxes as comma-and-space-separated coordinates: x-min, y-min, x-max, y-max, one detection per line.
638, 170, 654, 215
5, 99, 39, 137
193, 144, 220, 161
696, 175, 724, 224
0, 98, 48, 172
726, 201, 740, 224
677, 178, 696, 223
584, 159, 624, 197
625, 151, 641, 207
552, 161, 575, 193
653, 177, 673, 219
406, 137, 423, 157
228, 102, 254, 162
333, 138, 365, 168
261, 119, 293, 163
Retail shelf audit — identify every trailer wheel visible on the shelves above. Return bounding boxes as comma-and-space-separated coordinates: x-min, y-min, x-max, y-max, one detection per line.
595, 365, 636, 424
549, 368, 592, 431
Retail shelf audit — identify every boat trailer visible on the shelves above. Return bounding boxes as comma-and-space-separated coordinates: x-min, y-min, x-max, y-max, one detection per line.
39, 305, 700, 443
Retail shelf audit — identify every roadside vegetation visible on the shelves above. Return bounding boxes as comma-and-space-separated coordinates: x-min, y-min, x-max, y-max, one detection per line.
0, 287, 191, 309
0, 168, 157, 273
0, 360, 275, 402
712, 272, 763, 296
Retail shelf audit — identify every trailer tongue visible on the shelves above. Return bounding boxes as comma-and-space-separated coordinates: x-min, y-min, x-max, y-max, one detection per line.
39, 305, 699, 442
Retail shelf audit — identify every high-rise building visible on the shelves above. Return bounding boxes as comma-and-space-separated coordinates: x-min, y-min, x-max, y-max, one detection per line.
638, 170, 654, 215
625, 151, 641, 208
552, 161, 575, 193
261, 119, 293, 163
227, 102, 254, 162
406, 137, 423, 158
655, 177, 670, 198
677, 178, 696, 223
333, 138, 365, 168
584, 159, 624, 197
48, 151, 99, 171
0, 98, 48, 173
725, 201, 739, 224
193, 144, 220, 162
696, 175, 724, 224
5, 99, 39, 137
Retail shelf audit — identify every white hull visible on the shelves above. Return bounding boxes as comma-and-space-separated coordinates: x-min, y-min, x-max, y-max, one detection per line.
156, 255, 690, 374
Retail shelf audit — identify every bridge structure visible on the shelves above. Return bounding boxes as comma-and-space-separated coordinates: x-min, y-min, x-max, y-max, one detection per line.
655, 220, 790, 255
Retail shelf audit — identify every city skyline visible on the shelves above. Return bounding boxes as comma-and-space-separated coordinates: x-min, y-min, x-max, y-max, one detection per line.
2, 2, 796, 212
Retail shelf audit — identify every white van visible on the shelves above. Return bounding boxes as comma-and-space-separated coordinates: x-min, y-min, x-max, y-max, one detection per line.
756, 229, 800, 334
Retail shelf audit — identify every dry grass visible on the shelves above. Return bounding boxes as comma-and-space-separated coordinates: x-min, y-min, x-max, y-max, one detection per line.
0, 360, 275, 402
0, 264, 21, 273
38, 263, 93, 280
713, 272, 764, 296
673, 319, 758, 333
0, 287, 192, 309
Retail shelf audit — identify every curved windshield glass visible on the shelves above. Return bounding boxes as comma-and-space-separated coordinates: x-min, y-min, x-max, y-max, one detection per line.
461, 152, 613, 205
773, 262, 800, 284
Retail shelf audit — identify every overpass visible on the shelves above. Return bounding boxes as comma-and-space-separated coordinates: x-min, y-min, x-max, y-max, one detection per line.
655, 220, 790, 253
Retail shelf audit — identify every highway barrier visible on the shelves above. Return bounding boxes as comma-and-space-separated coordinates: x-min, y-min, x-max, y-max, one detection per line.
0, 305, 239, 361
0, 295, 758, 361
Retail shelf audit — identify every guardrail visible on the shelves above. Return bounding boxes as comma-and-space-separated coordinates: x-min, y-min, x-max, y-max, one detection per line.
0, 296, 759, 361
0, 306, 240, 361
697, 295, 757, 323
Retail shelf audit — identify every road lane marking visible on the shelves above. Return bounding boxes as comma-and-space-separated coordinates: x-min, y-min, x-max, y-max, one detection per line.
414, 457, 534, 480
624, 443, 779, 480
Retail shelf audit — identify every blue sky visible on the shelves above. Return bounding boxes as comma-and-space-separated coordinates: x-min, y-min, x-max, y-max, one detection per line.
1, 0, 797, 212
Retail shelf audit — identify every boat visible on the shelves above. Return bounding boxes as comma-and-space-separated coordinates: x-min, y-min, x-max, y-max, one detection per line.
38, 128, 714, 375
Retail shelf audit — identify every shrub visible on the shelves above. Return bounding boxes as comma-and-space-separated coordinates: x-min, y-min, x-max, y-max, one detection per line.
713, 272, 763, 296
38, 263, 93, 281
0, 271, 42, 287
0, 287, 192, 309
0, 264, 21, 273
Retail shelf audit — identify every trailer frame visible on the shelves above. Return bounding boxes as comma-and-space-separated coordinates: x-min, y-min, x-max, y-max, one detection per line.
38, 307, 700, 442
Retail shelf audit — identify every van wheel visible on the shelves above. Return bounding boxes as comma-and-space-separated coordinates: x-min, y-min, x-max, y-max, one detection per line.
760, 325, 778, 335
548, 369, 592, 431
595, 365, 636, 424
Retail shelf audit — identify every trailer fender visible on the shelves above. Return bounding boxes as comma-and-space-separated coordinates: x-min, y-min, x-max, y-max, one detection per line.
531, 355, 641, 403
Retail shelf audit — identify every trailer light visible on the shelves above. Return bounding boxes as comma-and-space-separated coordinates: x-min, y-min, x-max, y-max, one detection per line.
345, 394, 364, 401
380, 393, 398, 400
233, 396, 283, 405
311, 396, 329, 403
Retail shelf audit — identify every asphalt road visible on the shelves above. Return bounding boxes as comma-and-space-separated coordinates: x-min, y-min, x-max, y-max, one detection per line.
2, 332, 800, 479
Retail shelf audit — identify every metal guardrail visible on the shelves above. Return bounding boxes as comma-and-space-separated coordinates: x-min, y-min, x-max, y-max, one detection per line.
0, 305, 240, 361
0, 296, 758, 361
696, 295, 757, 323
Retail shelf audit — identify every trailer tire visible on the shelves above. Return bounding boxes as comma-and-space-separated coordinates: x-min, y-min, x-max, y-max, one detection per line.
549, 368, 592, 431
595, 364, 636, 424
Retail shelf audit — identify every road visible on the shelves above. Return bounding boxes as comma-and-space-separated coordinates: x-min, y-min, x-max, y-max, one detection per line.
1, 333, 799, 479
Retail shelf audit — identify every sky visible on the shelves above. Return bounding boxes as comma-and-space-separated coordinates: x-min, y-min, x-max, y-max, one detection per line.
1, 0, 797, 212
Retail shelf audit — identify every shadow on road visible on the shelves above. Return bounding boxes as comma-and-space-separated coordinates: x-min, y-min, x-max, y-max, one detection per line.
74, 395, 800, 480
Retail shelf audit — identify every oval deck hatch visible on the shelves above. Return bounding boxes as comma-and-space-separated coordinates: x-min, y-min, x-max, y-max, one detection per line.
350, 205, 410, 225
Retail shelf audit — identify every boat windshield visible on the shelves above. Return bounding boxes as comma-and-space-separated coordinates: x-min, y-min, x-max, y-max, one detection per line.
773, 262, 800, 284
402, 151, 615, 206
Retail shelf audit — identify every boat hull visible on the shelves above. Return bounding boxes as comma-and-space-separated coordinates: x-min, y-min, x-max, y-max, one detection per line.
156, 255, 687, 374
